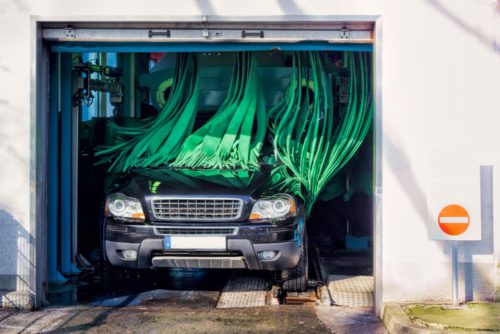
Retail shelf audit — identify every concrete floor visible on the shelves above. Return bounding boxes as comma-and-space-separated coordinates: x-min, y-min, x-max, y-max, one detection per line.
0, 246, 386, 333
0, 272, 386, 334
0, 302, 386, 334
0, 273, 386, 334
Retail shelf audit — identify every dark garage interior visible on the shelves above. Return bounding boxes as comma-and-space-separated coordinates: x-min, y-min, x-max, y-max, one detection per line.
45, 48, 373, 305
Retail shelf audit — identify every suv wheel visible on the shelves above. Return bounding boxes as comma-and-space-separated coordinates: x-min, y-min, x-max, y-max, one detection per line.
281, 236, 308, 292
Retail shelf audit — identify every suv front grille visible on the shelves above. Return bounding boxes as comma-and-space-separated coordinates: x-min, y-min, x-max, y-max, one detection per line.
151, 198, 243, 221
155, 227, 237, 235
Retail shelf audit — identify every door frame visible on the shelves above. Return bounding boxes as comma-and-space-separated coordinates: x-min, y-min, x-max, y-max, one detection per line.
30, 15, 383, 313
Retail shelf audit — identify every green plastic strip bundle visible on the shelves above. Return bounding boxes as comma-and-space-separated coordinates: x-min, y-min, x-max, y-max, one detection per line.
268, 51, 373, 214
96, 53, 199, 173
172, 52, 267, 171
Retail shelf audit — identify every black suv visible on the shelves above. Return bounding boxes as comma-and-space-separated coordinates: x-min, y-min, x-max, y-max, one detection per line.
103, 169, 308, 291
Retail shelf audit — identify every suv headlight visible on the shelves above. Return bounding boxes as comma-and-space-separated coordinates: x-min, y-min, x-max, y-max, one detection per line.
105, 193, 145, 221
250, 194, 296, 220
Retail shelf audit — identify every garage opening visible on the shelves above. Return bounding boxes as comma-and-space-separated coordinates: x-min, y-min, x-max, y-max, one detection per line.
42, 23, 375, 307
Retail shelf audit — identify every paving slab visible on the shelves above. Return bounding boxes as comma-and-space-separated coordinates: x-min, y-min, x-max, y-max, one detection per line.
328, 275, 374, 308
216, 271, 268, 308
0, 307, 77, 333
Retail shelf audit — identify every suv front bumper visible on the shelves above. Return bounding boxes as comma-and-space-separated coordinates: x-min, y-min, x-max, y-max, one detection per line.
104, 215, 304, 271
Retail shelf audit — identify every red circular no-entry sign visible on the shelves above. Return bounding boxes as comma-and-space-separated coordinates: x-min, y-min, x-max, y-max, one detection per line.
438, 204, 470, 236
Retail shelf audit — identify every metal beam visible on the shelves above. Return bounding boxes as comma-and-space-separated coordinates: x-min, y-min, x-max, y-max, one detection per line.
99, 53, 107, 117
60, 53, 80, 276
40, 16, 376, 29
71, 65, 80, 272
43, 28, 372, 43
121, 53, 136, 117
50, 42, 372, 53
47, 53, 67, 284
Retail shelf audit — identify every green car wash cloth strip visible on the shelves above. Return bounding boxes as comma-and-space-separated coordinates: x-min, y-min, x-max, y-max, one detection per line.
268, 51, 373, 214
95, 53, 200, 173
172, 52, 267, 171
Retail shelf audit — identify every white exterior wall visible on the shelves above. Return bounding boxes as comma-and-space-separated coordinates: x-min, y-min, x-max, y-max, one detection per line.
0, 0, 499, 311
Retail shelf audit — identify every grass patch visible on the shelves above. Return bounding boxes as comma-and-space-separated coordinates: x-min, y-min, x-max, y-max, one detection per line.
404, 303, 500, 332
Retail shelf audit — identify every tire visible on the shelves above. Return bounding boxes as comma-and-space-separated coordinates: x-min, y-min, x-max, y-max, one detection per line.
282, 235, 309, 292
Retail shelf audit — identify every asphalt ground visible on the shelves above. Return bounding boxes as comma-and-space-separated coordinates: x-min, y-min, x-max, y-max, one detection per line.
0, 241, 386, 334
0, 251, 386, 333
0, 301, 386, 333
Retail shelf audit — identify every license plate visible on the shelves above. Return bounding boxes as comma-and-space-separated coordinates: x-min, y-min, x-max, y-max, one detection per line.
164, 236, 226, 250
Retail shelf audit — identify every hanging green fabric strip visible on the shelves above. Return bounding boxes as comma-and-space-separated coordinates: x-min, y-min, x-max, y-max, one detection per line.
95, 53, 200, 173
267, 51, 373, 214
172, 52, 267, 171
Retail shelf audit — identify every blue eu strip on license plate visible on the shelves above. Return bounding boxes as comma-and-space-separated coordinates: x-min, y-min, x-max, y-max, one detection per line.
164, 236, 172, 249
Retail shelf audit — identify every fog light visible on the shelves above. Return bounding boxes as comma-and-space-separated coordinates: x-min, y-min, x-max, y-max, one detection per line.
121, 250, 137, 260
258, 251, 278, 261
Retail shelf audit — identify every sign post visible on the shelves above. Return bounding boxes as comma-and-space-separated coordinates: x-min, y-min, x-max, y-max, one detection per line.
428, 161, 482, 306
431, 203, 477, 307
451, 240, 458, 306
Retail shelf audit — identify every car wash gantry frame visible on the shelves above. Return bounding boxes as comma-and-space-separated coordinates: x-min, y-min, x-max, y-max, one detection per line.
31, 15, 382, 312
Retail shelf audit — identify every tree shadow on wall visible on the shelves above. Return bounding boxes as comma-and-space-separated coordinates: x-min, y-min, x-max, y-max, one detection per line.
0, 209, 32, 303
385, 132, 495, 302
424, 0, 500, 56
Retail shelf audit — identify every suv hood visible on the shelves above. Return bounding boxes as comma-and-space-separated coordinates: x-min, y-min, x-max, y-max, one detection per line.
118, 167, 273, 198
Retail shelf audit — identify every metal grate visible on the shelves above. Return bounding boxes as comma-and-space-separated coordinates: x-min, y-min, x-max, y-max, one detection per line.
328, 275, 374, 308
216, 272, 268, 308
151, 197, 243, 221
155, 227, 237, 235
267, 226, 291, 233
151, 256, 246, 269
